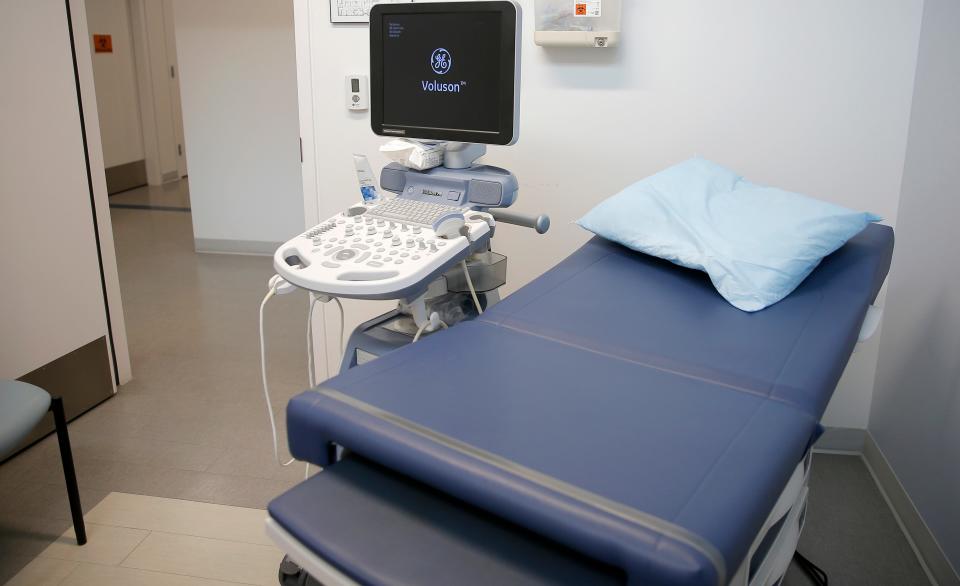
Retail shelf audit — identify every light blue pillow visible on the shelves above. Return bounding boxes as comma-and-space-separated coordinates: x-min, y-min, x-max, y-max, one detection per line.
576, 158, 881, 312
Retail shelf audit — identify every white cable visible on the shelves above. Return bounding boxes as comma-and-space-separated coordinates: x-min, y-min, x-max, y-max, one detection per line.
305, 294, 324, 479
413, 317, 448, 343
461, 260, 483, 315
320, 296, 330, 379
307, 293, 326, 388
333, 297, 346, 356
259, 287, 296, 467
307, 295, 317, 388
413, 321, 429, 343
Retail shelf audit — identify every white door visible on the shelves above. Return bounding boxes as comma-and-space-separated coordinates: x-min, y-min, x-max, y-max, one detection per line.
129, 0, 184, 183
0, 0, 119, 386
162, 0, 188, 178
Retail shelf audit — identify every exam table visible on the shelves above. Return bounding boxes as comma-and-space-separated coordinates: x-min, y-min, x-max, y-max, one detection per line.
267, 224, 894, 586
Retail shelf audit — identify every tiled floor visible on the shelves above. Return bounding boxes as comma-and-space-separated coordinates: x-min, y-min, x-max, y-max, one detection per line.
109, 179, 192, 210
0, 179, 311, 582
783, 453, 930, 586
6, 492, 282, 586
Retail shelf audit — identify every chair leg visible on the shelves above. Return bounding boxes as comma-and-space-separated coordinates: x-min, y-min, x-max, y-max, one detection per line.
50, 396, 86, 546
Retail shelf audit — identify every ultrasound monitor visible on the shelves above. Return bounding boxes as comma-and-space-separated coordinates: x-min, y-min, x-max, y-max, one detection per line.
369, 1, 521, 146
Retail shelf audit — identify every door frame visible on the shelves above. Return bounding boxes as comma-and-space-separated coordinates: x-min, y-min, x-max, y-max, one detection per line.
68, 0, 132, 385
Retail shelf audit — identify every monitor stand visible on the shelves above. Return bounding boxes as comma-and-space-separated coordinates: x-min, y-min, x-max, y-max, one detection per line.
443, 143, 487, 169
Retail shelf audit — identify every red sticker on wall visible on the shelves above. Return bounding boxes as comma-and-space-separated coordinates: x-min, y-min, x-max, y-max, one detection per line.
574, 1, 601, 17
93, 34, 113, 53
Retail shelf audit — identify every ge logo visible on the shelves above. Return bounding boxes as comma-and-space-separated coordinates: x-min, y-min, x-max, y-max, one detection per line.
431, 48, 452, 75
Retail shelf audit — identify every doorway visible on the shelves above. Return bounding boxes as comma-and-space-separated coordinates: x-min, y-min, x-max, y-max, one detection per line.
86, 0, 188, 208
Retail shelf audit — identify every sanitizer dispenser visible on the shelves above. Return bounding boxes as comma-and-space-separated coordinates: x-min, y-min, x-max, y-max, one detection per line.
534, 0, 621, 48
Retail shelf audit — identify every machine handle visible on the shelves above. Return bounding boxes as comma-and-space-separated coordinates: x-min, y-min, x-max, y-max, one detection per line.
488, 209, 551, 234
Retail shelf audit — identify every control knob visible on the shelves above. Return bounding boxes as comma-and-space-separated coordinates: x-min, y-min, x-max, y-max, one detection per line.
432, 213, 466, 239
345, 204, 367, 217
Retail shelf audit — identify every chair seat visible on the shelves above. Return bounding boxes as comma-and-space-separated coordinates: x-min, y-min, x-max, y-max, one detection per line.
0, 380, 52, 459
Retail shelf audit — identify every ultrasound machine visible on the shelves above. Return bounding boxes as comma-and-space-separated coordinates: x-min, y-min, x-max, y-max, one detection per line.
262, 2, 893, 585
270, 0, 545, 374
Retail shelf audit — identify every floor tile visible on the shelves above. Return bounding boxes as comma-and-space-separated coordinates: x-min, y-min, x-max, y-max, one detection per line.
783, 453, 931, 585
66, 433, 225, 473
3, 556, 78, 586
205, 447, 308, 483
0, 555, 34, 586
85, 493, 274, 546
0, 515, 79, 559
109, 180, 191, 209
166, 471, 299, 510
0, 481, 110, 523
39, 523, 149, 566
60, 563, 242, 586
121, 532, 283, 586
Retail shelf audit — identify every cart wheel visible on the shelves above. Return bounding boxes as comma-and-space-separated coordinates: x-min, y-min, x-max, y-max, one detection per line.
278, 556, 308, 585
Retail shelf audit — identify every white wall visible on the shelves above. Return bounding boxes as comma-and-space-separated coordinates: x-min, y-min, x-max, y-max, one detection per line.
0, 0, 129, 382
86, 0, 145, 169
174, 0, 304, 250
297, 0, 923, 425
870, 0, 960, 572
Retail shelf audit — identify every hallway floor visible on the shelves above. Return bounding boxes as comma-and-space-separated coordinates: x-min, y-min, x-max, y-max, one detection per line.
0, 181, 933, 584
2, 181, 310, 582
109, 180, 192, 211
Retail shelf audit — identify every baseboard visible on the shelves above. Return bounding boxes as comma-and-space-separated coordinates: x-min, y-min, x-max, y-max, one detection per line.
814, 426, 867, 453
104, 160, 147, 194
862, 432, 960, 586
194, 238, 281, 256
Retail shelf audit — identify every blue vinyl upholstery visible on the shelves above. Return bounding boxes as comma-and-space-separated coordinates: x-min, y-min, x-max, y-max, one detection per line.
269, 454, 625, 585
480, 225, 894, 418
272, 224, 893, 586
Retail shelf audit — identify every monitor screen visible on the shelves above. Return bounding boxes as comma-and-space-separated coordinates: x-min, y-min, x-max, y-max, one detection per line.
370, 2, 520, 145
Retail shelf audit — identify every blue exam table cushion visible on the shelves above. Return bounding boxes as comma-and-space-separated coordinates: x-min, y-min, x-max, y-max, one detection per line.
482, 224, 893, 418
273, 222, 893, 585
283, 327, 819, 585
577, 157, 882, 311
269, 454, 624, 586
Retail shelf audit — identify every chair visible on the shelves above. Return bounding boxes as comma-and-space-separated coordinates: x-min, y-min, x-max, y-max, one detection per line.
0, 380, 86, 545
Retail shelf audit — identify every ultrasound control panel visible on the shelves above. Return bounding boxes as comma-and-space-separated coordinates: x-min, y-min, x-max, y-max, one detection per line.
274, 200, 493, 300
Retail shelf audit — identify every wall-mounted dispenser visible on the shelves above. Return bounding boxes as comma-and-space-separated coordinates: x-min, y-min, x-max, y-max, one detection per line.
534, 0, 621, 48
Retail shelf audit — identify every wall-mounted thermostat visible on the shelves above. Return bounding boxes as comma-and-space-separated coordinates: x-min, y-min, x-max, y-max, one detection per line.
345, 75, 369, 111
534, 0, 621, 48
